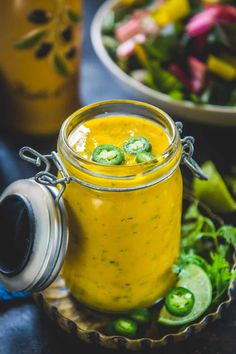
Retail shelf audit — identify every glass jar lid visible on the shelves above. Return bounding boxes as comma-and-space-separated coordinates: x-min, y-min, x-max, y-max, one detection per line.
0, 179, 68, 292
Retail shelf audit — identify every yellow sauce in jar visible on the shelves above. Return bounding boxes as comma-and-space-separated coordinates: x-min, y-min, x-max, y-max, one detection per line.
60, 114, 183, 313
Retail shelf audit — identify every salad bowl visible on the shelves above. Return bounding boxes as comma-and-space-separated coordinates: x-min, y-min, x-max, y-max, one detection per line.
91, 0, 236, 126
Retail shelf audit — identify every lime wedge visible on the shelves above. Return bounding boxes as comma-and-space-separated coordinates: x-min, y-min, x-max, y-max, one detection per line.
158, 264, 212, 326
193, 160, 236, 213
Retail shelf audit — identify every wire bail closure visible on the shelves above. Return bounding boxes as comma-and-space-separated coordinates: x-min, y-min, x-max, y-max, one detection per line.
19, 122, 207, 202
175, 122, 208, 181
19, 147, 70, 202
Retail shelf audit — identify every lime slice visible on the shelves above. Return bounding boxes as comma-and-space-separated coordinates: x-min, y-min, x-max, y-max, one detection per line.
158, 264, 212, 326
193, 160, 236, 213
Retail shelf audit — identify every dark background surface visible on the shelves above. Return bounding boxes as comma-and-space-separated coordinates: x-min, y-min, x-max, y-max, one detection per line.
0, 1, 236, 353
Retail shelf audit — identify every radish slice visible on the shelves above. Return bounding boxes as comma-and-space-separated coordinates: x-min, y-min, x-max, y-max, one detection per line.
188, 57, 207, 93
116, 18, 143, 43
169, 64, 192, 90
194, 33, 207, 54
216, 4, 236, 25
186, 4, 236, 38
186, 6, 219, 37
117, 33, 146, 59
115, 9, 149, 43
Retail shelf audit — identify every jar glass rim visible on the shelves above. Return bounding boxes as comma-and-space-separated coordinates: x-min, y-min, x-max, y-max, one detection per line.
58, 99, 181, 179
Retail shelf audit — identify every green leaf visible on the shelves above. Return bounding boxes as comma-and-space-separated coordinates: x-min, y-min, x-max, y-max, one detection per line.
189, 0, 203, 13
179, 200, 236, 305
147, 61, 183, 93
223, 23, 236, 48
207, 252, 235, 304
53, 55, 69, 77
181, 221, 199, 238
181, 217, 205, 249
208, 24, 232, 49
117, 58, 128, 72
199, 87, 212, 105
217, 225, 236, 249
102, 11, 115, 35
144, 36, 178, 63
173, 251, 209, 276
202, 218, 216, 234
184, 201, 200, 221
193, 160, 236, 213
102, 36, 118, 59
169, 90, 184, 101
67, 9, 81, 24
181, 202, 218, 250
14, 30, 47, 49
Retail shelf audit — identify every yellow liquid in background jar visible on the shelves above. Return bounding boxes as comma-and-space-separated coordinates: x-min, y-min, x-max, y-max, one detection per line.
60, 116, 183, 313
0, 0, 82, 135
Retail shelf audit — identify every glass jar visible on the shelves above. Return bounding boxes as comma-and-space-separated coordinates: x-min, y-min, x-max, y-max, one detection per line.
0, 100, 205, 313
57, 100, 183, 313
0, 0, 82, 135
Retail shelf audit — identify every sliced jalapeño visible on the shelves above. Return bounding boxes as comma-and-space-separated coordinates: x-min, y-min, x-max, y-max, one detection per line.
127, 307, 151, 324
136, 151, 156, 163
164, 287, 195, 317
124, 137, 151, 154
107, 318, 138, 338
92, 144, 124, 165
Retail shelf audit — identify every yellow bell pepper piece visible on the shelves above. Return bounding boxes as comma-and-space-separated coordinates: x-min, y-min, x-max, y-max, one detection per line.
202, 0, 220, 4
207, 55, 236, 81
151, 0, 190, 28
134, 43, 148, 67
221, 54, 236, 67
120, 0, 139, 6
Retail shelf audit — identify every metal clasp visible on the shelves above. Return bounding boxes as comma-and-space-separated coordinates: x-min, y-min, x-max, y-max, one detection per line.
20, 122, 207, 201
175, 122, 207, 180
19, 147, 71, 202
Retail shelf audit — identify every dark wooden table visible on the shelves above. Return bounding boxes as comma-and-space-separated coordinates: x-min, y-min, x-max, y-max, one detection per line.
0, 1, 236, 353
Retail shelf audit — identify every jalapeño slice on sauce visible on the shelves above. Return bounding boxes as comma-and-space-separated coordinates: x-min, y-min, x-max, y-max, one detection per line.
92, 144, 124, 165
164, 287, 195, 317
124, 137, 151, 154
136, 151, 156, 163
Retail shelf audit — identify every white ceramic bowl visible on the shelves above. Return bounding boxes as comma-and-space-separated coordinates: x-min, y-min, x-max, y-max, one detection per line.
91, 0, 236, 126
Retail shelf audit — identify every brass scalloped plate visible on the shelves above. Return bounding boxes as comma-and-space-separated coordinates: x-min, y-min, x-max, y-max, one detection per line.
34, 194, 236, 351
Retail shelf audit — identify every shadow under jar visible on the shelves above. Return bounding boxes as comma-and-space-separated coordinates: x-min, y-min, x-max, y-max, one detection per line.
0, 0, 82, 135
57, 100, 183, 313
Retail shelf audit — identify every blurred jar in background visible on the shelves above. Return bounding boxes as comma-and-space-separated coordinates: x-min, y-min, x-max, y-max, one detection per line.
0, 0, 82, 135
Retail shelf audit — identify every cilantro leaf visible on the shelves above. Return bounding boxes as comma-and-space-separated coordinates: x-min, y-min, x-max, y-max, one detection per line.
207, 252, 236, 304
176, 202, 236, 305
217, 225, 236, 249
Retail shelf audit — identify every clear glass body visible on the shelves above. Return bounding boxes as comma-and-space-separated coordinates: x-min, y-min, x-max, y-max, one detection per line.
58, 100, 183, 313
0, 0, 82, 135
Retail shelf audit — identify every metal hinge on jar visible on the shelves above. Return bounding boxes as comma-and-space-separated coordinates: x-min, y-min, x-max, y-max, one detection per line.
175, 122, 207, 181
19, 121, 207, 202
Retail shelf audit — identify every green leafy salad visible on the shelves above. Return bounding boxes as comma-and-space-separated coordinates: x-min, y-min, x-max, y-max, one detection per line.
102, 0, 236, 106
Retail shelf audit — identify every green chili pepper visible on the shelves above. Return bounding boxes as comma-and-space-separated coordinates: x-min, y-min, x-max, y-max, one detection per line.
92, 144, 124, 165
136, 151, 156, 163
128, 308, 151, 324
124, 137, 151, 154
107, 318, 137, 338
164, 287, 195, 317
